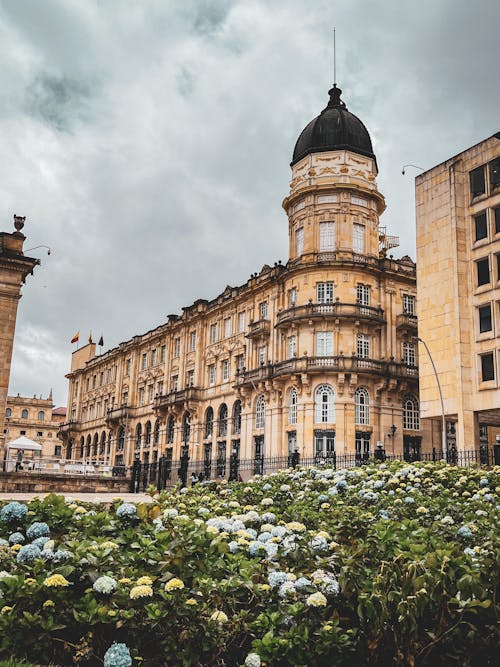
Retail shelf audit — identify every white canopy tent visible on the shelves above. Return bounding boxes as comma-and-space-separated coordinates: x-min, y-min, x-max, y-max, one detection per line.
4, 435, 42, 472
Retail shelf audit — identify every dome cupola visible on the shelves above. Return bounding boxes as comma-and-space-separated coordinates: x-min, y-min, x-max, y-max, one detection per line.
292, 84, 376, 167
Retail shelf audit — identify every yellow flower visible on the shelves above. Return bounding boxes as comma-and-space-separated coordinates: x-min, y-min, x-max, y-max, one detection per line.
119, 578, 132, 585
285, 521, 306, 532
25, 578, 36, 586
164, 578, 185, 592
75, 507, 86, 514
101, 541, 118, 550
185, 598, 198, 606
43, 600, 55, 608
258, 583, 270, 591
10, 544, 22, 553
108, 610, 117, 617
210, 610, 228, 624
321, 502, 330, 509
1, 606, 13, 614
306, 592, 327, 607
43, 574, 70, 588
130, 585, 153, 599
136, 576, 153, 586
206, 526, 219, 535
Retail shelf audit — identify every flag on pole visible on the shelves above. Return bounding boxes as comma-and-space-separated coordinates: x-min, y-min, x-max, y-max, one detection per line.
70, 332, 79, 344
98, 335, 104, 347
88, 332, 93, 344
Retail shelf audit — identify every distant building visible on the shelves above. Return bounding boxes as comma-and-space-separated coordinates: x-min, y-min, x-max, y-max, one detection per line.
416, 133, 500, 453
58, 81, 428, 474
3, 394, 66, 460
0, 216, 38, 455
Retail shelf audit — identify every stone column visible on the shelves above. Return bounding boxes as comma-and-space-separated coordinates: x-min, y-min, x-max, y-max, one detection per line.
0, 217, 38, 455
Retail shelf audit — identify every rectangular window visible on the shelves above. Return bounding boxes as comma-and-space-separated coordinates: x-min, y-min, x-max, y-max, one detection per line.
151, 349, 157, 366
495, 207, 500, 234
489, 157, 500, 190
296, 227, 304, 256
479, 304, 492, 333
148, 384, 154, 402
160, 345, 166, 362
236, 354, 244, 373
37, 431, 43, 438
259, 301, 268, 319
99, 372, 103, 386
287, 335, 297, 358
139, 387, 145, 405
172, 375, 179, 392
186, 369, 194, 387
496, 253, 500, 281
403, 294, 416, 315
224, 317, 231, 338
258, 346, 267, 365
122, 391, 128, 405
174, 338, 181, 357
93, 375, 97, 389
141, 353, 147, 371
106, 368, 112, 383
403, 342, 416, 366
319, 221, 335, 251
356, 284, 370, 306
208, 365, 215, 386
317, 282, 334, 304
357, 334, 370, 359
477, 258, 490, 286
316, 331, 333, 356
222, 360, 229, 381
238, 311, 246, 333
353, 223, 365, 253
474, 212, 488, 241
190, 331, 196, 351
470, 166, 486, 198
288, 288, 297, 307
210, 323, 218, 343
157, 381, 163, 396
480, 353, 495, 382
125, 359, 131, 376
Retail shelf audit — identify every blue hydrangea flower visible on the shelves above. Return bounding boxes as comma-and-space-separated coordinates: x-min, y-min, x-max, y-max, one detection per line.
17, 543, 41, 564
278, 581, 296, 598
379, 510, 389, 520
116, 503, 137, 519
248, 541, 266, 556
53, 549, 70, 562
294, 577, 312, 590
1, 502, 28, 525
271, 526, 286, 538
309, 536, 328, 552
483, 494, 494, 503
103, 642, 132, 667
457, 525, 472, 539
8, 532, 25, 545
463, 547, 476, 557
373, 480, 385, 490
335, 479, 347, 491
479, 477, 489, 487
257, 531, 272, 543
31, 536, 50, 549
268, 570, 288, 588
404, 496, 415, 504
262, 483, 272, 492
228, 541, 239, 553
264, 542, 278, 558
93, 575, 117, 595
26, 522, 50, 541
0, 538, 8, 547
261, 512, 276, 524
318, 494, 328, 502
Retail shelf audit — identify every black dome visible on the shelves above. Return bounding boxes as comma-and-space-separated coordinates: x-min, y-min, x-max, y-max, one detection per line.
292, 85, 376, 166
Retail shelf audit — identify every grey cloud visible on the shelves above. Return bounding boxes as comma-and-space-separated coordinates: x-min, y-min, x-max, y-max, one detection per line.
25, 73, 94, 131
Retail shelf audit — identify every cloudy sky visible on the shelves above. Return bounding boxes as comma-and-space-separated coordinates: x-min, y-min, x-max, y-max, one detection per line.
2, 0, 500, 406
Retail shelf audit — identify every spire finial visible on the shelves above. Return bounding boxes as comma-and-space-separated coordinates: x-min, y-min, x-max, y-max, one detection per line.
333, 27, 336, 85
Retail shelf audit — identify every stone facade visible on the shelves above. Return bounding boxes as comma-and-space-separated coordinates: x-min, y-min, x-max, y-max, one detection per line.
4, 394, 66, 460
58, 85, 429, 471
0, 217, 38, 454
415, 133, 500, 451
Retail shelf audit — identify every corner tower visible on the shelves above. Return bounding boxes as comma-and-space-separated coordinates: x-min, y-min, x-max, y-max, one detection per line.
283, 85, 385, 263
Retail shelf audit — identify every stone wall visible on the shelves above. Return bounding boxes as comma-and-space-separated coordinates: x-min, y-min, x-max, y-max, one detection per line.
0, 472, 130, 494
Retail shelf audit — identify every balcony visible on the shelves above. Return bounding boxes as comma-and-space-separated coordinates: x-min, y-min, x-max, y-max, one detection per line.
154, 387, 202, 411
276, 302, 385, 328
396, 313, 418, 332
105, 405, 131, 424
234, 364, 273, 387
57, 420, 78, 435
246, 319, 271, 338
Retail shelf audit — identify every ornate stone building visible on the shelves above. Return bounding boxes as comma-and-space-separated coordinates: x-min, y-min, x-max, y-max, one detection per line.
59, 83, 427, 474
416, 133, 500, 453
0, 216, 38, 455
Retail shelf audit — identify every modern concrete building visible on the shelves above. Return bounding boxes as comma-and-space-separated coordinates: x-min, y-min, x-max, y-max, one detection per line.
416, 133, 500, 455
0, 216, 38, 455
59, 82, 427, 475
3, 393, 66, 461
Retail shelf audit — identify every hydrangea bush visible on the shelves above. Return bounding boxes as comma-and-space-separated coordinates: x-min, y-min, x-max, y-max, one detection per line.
0, 462, 498, 666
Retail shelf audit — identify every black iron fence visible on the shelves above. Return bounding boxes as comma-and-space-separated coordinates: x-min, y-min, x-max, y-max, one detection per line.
124, 446, 499, 492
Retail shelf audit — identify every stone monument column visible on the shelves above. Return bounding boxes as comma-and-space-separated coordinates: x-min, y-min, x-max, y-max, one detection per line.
0, 216, 39, 455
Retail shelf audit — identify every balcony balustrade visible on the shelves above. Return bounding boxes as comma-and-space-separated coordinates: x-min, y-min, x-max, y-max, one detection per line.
246, 319, 271, 338
276, 302, 385, 327
154, 387, 202, 411
396, 313, 418, 331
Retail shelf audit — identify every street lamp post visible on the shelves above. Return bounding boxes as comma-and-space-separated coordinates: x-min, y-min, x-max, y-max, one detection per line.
416, 336, 447, 460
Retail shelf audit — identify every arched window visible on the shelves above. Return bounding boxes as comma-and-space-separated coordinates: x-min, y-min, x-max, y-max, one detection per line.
5, 408, 11, 418
182, 411, 191, 442
86, 435, 92, 458
79, 436, 85, 458
167, 416, 175, 443
314, 384, 335, 423
218, 404, 228, 437
204, 407, 214, 439
232, 400, 242, 434
153, 420, 160, 446
255, 395, 265, 430
38, 411, 45, 421
144, 420, 152, 446
21, 409, 28, 419
403, 394, 420, 430
355, 387, 370, 425
135, 423, 142, 448
289, 388, 298, 425
100, 431, 106, 455
93, 433, 99, 456
67, 438, 73, 459
117, 427, 125, 451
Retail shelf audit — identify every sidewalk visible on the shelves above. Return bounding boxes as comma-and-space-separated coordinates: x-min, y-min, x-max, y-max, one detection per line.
0, 492, 154, 503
